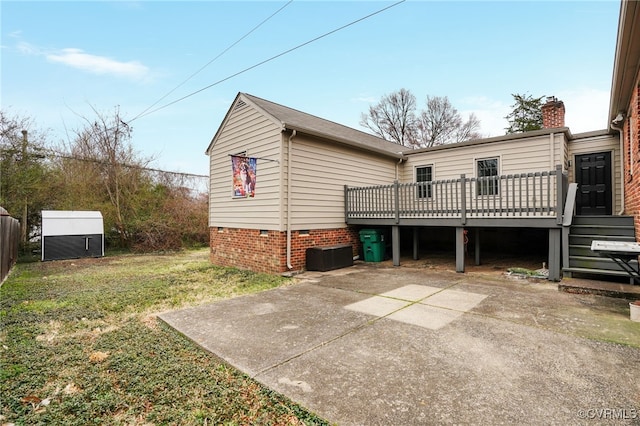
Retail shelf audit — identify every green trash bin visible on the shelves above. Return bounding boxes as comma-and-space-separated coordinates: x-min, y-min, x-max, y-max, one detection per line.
359, 229, 385, 262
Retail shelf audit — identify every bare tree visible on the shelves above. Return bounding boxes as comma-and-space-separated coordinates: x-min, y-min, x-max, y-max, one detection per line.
454, 112, 482, 142
1, 107, 207, 253
416, 96, 482, 147
361, 90, 482, 148
416, 96, 456, 146
55, 106, 208, 251
65, 106, 153, 247
360, 88, 419, 148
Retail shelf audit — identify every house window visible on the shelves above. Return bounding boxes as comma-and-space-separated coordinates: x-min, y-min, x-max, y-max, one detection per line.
416, 166, 433, 198
477, 158, 499, 196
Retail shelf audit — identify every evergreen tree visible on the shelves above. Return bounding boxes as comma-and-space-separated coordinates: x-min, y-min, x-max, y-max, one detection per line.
504, 93, 544, 133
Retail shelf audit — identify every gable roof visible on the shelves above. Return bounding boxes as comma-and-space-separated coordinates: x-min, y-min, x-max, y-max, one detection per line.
406, 127, 574, 155
206, 92, 405, 159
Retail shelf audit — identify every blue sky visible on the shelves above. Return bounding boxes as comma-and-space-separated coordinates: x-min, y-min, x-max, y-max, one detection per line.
2, 1, 621, 176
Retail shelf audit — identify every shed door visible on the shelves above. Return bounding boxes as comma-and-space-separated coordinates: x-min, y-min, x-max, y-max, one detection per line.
43, 234, 103, 261
575, 152, 612, 215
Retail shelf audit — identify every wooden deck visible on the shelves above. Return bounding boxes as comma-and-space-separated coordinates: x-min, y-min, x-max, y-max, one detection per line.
344, 165, 570, 281
345, 165, 567, 228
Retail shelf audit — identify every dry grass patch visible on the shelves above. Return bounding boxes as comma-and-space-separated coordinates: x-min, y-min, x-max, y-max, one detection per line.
0, 249, 327, 425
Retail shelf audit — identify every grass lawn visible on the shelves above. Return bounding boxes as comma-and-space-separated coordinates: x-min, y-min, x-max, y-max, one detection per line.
0, 249, 329, 425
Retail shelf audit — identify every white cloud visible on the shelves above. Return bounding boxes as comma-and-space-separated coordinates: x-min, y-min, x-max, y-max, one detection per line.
461, 89, 611, 137
460, 96, 511, 137
46, 48, 149, 80
351, 94, 378, 104
17, 41, 40, 55
557, 88, 610, 133
13, 37, 151, 81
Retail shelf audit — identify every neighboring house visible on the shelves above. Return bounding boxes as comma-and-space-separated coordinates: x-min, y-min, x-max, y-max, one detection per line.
206, 0, 638, 281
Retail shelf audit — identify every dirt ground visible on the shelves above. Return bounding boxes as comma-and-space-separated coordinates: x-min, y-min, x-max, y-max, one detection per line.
380, 250, 548, 276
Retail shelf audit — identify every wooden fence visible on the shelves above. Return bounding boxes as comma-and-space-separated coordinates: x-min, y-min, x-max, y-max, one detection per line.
1, 207, 20, 284
345, 165, 566, 224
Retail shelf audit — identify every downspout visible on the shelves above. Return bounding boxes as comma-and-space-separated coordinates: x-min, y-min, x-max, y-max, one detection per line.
395, 152, 405, 180
286, 130, 297, 270
549, 132, 555, 171
560, 135, 569, 173
611, 113, 625, 215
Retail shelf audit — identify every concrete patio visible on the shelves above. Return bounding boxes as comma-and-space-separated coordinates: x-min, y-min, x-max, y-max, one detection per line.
159, 263, 640, 425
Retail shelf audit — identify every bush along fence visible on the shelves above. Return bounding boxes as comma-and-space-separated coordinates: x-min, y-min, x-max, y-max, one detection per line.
1, 207, 20, 284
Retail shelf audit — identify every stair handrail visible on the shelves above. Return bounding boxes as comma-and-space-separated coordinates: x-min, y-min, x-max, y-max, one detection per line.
561, 183, 578, 274
562, 183, 578, 227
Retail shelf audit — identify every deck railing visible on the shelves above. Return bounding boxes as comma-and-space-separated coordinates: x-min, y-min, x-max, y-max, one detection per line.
345, 165, 567, 225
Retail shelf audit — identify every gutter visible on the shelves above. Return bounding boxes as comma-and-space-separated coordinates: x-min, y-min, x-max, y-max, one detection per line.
286, 130, 296, 270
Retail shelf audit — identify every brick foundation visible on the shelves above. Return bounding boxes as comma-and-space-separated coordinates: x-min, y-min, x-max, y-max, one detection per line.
209, 227, 361, 274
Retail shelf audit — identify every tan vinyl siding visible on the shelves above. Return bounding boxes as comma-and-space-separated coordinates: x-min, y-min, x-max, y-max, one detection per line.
288, 135, 397, 229
401, 135, 564, 182
208, 103, 283, 230
398, 135, 568, 214
550, 133, 566, 171
567, 133, 621, 213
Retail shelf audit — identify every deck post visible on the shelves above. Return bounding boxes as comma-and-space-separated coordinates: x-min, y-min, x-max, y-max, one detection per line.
555, 164, 563, 225
456, 227, 465, 273
548, 228, 561, 281
475, 228, 481, 266
561, 227, 571, 278
413, 227, 419, 260
394, 180, 400, 224
344, 185, 348, 223
460, 174, 467, 225
392, 225, 400, 266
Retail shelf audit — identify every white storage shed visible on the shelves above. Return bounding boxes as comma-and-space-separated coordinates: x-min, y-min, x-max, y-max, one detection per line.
41, 210, 104, 261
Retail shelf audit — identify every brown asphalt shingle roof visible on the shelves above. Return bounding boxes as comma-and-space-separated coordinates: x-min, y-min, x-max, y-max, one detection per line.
243, 93, 406, 158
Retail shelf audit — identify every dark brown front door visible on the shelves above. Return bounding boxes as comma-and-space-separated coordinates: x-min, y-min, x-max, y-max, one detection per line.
575, 152, 612, 215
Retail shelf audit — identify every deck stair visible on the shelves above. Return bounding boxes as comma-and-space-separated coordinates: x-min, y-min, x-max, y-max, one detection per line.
563, 215, 638, 282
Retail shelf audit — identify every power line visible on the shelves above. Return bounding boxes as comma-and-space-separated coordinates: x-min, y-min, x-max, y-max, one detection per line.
44, 148, 208, 179
131, 0, 293, 122
131, 0, 406, 122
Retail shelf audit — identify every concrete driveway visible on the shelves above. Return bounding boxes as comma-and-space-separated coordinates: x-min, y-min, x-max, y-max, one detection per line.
159, 263, 640, 425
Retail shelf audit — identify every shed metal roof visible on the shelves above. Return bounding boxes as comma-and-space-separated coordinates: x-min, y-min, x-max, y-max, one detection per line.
41, 210, 103, 219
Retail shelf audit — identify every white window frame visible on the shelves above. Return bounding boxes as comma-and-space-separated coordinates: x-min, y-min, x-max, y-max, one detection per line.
475, 156, 500, 196
415, 164, 434, 199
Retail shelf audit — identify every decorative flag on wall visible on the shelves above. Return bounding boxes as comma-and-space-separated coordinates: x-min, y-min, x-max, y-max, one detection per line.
231, 156, 257, 197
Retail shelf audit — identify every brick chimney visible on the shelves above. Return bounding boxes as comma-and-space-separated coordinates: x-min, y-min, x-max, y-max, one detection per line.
541, 96, 565, 128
